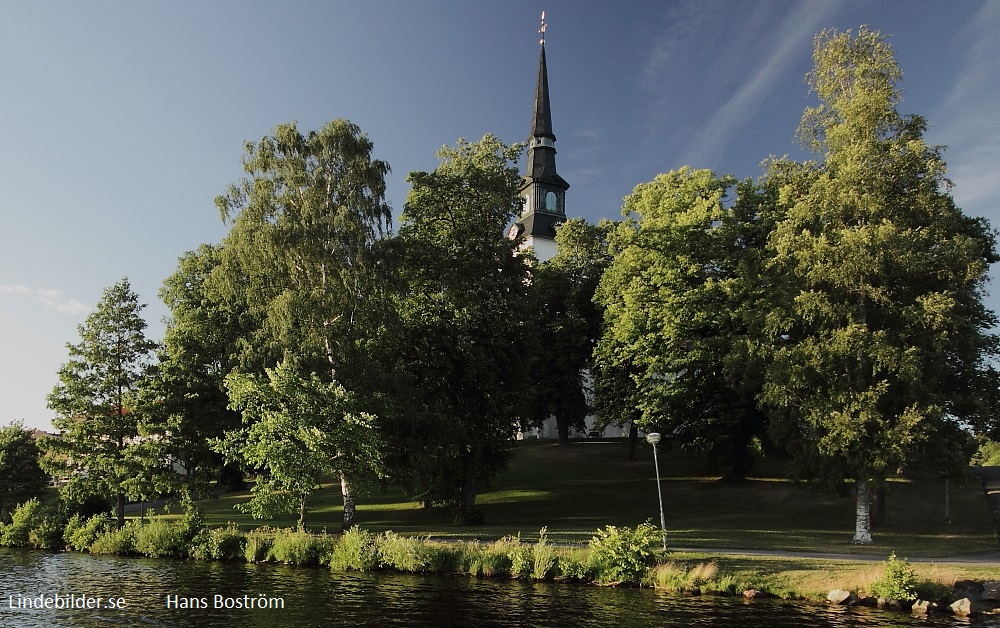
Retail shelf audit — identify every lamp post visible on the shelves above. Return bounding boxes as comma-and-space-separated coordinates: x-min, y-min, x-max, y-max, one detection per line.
645, 432, 667, 551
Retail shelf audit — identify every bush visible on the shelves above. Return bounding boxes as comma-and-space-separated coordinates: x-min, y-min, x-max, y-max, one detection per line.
532, 527, 558, 580
556, 550, 594, 582
1, 499, 43, 547
328, 526, 379, 572
89, 521, 139, 556
244, 528, 275, 563
269, 528, 335, 566
28, 506, 68, 550
133, 520, 187, 558
377, 531, 430, 573
870, 553, 919, 601
65, 513, 114, 551
189, 526, 247, 561
588, 521, 660, 585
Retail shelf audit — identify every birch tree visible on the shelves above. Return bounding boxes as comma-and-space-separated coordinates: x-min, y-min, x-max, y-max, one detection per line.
214, 119, 392, 529
761, 28, 999, 543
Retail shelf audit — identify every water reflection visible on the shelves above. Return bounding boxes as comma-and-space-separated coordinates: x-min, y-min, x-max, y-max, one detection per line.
1, 549, 997, 627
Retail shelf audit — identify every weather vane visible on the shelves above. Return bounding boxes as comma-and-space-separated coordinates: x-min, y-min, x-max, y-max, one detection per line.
539, 10, 547, 45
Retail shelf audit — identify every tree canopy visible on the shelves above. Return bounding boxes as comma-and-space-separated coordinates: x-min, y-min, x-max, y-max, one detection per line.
391, 135, 532, 524
761, 27, 1000, 543
41, 277, 160, 527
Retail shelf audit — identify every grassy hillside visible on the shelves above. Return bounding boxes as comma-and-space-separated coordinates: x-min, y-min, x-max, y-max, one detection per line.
169, 438, 996, 558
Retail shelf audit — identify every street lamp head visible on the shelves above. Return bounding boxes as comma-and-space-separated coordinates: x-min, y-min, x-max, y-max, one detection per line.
645, 432, 661, 446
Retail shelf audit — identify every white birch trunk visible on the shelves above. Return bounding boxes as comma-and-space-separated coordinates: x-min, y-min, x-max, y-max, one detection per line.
853, 478, 873, 544
341, 474, 356, 530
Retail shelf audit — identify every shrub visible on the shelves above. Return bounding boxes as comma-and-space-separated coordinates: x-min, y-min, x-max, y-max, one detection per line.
65, 513, 114, 552
28, 506, 68, 550
378, 531, 430, 573
269, 528, 335, 566
532, 527, 558, 580
189, 526, 247, 561
328, 527, 379, 572
89, 521, 139, 556
1, 499, 43, 547
870, 553, 919, 601
244, 528, 275, 563
588, 521, 660, 585
510, 546, 533, 578
133, 520, 187, 558
555, 548, 594, 582
477, 537, 516, 578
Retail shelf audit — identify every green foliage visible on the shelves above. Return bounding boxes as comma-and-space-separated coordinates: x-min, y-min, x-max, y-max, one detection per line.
971, 439, 1000, 467
180, 492, 206, 540
594, 170, 774, 479
188, 525, 247, 561
527, 220, 612, 444
218, 360, 385, 529
0, 498, 43, 547
41, 278, 161, 527
64, 513, 114, 551
328, 526, 379, 572
267, 528, 335, 566
532, 527, 558, 580
869, 553, 918, 601
761, 27, 1000, 543
89, 521, 139, 555
377, 531, 430, 573
243, 527, 275, 563
214, 119, 394, 530
0, 423, 49, 523
133, 520, 187, 558
588, 521, 660, 584
392, 134, 532, 524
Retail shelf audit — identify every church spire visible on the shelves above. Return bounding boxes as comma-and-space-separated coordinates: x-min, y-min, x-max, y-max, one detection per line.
508, 11, 569, 263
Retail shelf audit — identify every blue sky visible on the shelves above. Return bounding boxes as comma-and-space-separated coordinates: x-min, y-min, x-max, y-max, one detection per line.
3, 1, 999, 431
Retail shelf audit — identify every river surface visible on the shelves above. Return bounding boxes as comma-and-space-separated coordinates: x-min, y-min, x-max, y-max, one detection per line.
1, 549, 998, 627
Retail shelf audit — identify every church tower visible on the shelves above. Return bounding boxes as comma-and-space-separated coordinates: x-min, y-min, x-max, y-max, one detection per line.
508, 13, 569, 263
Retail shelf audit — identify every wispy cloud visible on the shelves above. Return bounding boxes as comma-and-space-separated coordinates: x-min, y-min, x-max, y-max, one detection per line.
0, 284, 90, 316
933, 1, 1000, 216
677, 2, 840, 167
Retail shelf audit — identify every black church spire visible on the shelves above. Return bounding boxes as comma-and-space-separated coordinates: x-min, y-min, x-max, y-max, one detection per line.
509, 14, 569, 262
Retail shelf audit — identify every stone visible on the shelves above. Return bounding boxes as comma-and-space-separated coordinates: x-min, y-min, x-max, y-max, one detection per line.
827, 590, 857, 605
742, 589, 773, 599
950, 598, 974, 617
877, 597, 906, 611
954, 580, 984, 602
983, 581, 1000, 601
911, 600, 937, 615
857, 596, 878, 607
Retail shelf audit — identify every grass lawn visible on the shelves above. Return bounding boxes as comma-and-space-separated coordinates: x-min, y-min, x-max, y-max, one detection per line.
161, 438, 998, 558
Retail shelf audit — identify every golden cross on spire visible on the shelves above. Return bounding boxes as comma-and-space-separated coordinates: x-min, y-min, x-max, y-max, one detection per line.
539, 10, 547, 45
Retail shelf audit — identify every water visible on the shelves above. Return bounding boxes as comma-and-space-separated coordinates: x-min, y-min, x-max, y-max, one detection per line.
1, 549, 997, 627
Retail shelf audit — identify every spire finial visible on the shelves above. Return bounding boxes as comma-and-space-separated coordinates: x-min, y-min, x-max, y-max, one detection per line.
539, 11, 547, 46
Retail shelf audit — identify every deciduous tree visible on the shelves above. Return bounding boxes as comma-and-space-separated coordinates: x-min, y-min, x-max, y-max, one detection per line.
761, 28, 1000, 544
213, 119, 393, 529
0, 422, 49, 523
392, 135, 532, 524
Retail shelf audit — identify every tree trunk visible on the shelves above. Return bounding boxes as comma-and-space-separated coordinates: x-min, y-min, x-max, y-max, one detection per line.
557, 419, 571, 446
626, 422, 638, 461
853, 479, 873, 544
116, 493, 126, 529
944, 478, 951, 525
340, 474, 356, 530
298, 493, 308, 531
456, 456, 479, 525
